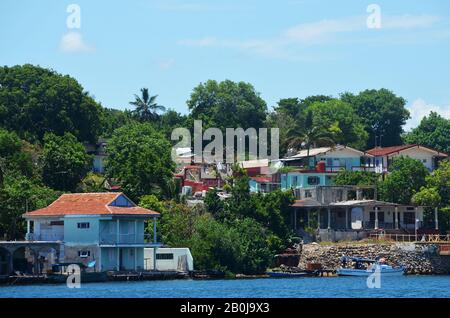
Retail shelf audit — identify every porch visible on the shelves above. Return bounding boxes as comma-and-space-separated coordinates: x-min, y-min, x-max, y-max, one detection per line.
291, 200, 437, 241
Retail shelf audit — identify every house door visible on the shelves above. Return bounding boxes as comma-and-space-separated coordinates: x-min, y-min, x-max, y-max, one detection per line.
119, 249, 123, 270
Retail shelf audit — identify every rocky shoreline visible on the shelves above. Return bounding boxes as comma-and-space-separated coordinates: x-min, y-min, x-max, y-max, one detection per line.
297, 243, 450, 275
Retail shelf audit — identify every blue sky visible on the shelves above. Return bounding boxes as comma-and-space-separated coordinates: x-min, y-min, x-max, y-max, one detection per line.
1, 0, 450, 130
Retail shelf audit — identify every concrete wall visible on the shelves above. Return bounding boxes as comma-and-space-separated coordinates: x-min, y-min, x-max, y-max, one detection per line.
63, 245, 101, 271
64, 216, 100, 245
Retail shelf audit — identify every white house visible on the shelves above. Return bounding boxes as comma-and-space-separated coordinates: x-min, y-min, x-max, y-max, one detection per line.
366, 144, 448, 173
144, 247, 194, 272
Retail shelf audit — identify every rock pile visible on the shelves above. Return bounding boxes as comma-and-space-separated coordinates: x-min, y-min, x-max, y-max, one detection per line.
298, 243, 450, 275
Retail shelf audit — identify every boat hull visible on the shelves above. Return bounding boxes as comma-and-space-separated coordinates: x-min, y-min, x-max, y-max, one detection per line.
266, 272, 308, 278
337, 267, 405, 277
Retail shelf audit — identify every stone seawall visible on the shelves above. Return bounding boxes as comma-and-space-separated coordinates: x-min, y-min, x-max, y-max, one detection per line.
298, 243, 450, 275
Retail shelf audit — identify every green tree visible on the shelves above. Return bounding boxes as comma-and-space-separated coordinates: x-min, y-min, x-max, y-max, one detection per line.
333, 171, 379, 186
42, 133, 92, 192
0, 175, 60, 240
0, 129, 35, 179
76, 172, 106, 193
286, 109, 335, 156
341, 89, 410, 149
253, 189, 294, 241
379, 157, 429, 204
404, 112, 450, 153
105, 123, 175, 201
0, 64, 102, 143
100, 108, 137, 138
187, 80, 267, 130
268, 96, 333, 155
129, 88, 165, 122
413, 160, 450, 232
306, 99, 368, 149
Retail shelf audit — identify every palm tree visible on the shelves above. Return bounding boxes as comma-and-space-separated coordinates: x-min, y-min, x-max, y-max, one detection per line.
286, 110, 335, 166
129, 88, 166, 122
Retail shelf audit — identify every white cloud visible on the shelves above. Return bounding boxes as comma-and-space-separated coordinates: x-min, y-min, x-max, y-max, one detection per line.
406, 98, 450, 130
383, 15, 441, 29
283, 17, 363, 44
157, 58, 175, 70
59, 31, 94, 53
178, 14, 445, 60
151, 1, 244, 12
178, 37, 218, 47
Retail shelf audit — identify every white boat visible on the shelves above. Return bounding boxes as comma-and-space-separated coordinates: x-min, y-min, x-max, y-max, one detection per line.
336, 256, 406, 277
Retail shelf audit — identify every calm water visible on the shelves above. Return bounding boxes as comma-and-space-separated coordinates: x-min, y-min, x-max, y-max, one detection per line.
1, 276, 450, 298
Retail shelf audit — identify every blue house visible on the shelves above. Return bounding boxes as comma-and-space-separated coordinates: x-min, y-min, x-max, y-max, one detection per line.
280, 145, 374, 190
23, 192, 160, 272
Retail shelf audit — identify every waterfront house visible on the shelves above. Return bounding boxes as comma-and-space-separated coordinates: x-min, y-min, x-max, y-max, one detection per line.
85, 138, 108, 174
366, 144, 448, 173
290, 186, 437, 242
279, 145, 374, 190
21, 192, 160, 272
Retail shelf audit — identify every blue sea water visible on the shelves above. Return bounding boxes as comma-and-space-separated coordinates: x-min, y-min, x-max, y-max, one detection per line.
1, 276, 449, 298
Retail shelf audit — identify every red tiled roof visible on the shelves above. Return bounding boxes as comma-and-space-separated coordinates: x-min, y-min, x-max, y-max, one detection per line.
366, 144, 448, 157
24, 193, 159, 217
250, 176, 272, 183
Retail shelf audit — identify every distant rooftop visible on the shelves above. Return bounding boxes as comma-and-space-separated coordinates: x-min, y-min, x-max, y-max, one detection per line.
24, 192, 159, 217
366, 144, 448, 157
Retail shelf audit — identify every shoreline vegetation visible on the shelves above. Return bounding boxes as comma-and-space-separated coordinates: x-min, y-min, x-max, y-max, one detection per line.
1, 64, 450, 277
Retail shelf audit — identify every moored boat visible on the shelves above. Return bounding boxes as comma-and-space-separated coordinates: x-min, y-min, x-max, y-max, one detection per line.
336, 256, 405, 277
266, 271, 308, 278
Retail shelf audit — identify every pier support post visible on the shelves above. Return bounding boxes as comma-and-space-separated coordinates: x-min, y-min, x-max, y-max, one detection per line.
374, 206, 379, 230
116, 219, 120, 244
327, 208, 331, 230
435, 207, 439, 231
294, 210, 297, 231
415, 207, 419, 241
26, 221, 31, 240
317, 209, 320, 230
345, 207, 349, 230
395, 206, 399, 230
153, 217, 157, 244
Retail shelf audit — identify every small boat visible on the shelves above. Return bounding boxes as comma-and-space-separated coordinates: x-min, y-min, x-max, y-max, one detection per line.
266, 271, 308, 278
336, 256, 405, 277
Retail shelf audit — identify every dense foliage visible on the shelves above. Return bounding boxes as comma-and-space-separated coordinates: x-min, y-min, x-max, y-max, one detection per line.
404, 112, 450, 153
0, 63, 448, 262
105, 123, 175, 201
0, 64, 102, 143
379, 157, 429, 205
341, 89, 410, 149
42, 133, 92, 192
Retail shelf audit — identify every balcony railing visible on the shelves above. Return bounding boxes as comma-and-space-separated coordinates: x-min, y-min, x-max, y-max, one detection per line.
99, 233, 155, 245
25, 233, 64, 241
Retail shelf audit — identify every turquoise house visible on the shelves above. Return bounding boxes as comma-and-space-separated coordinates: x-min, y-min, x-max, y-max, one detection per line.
280, 145, 374, 190
23, 192, 160, 272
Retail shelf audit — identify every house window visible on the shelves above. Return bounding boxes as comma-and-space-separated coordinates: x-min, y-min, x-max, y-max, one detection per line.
422, 159, 427, 163
304, 190, 312, 198
156, 253, 174, 260
404, 212, 415, 225
78, 250, 90, 258
77, 222, 90, 229
307, 176, 320, 185
292, 176, 298, 187
370, 212, 385, 223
